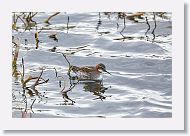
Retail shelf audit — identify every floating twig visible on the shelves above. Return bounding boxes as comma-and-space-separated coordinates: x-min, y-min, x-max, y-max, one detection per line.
44, 12, 60, 24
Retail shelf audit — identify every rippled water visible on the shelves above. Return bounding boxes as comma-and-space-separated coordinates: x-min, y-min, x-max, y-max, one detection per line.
12, 12, 172, 118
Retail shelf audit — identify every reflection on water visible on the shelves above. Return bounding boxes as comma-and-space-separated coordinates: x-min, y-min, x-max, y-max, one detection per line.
12, 12, 172, 118
82, 81, 110, 100
61, 70, 110, 104
96, 12, 102, 31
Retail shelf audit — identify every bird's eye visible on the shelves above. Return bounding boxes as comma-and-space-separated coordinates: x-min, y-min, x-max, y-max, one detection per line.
101, 67, 106, 71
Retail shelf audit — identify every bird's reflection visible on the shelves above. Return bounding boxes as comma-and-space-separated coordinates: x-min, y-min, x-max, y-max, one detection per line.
83, 81, 109, 100
61, 80, 110, 105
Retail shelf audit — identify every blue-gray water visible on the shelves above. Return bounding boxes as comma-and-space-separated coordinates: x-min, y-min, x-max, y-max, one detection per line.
12, 12, 172, 118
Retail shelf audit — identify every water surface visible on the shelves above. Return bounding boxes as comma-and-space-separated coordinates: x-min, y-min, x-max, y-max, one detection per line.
12, 12, 172, 118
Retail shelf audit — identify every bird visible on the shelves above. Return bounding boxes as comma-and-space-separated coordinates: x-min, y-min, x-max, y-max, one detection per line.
69, 63, 111, 81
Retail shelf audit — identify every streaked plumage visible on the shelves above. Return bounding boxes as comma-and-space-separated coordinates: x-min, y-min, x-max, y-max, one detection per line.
70, 63, 111, 81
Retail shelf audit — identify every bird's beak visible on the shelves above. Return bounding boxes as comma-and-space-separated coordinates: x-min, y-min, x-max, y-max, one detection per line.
103, 68, 111, 75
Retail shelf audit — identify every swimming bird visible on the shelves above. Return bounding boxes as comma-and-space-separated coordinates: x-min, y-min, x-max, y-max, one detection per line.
69, 63, 111, 81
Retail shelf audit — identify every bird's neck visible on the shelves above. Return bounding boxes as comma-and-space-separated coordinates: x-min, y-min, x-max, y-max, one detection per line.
95, 66, 101, 73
